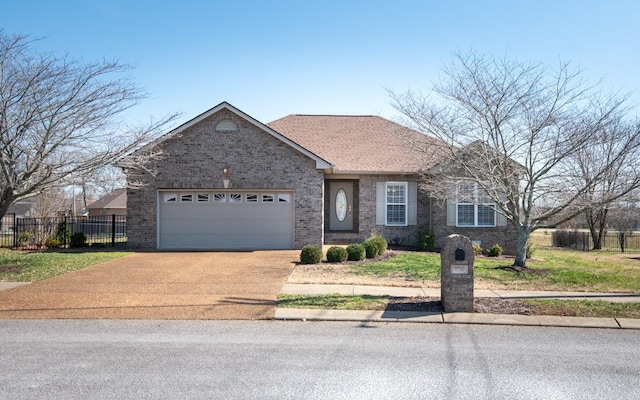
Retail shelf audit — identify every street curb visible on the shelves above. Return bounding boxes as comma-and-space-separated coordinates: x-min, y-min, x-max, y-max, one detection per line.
274, 308, 639, 330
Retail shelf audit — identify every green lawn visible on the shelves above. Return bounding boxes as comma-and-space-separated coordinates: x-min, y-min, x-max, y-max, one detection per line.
350, 248, 640, 293
0, 248, 131, 282
524, 299, 640, 319
276, 294, 640, 319
278, 294, 388, 310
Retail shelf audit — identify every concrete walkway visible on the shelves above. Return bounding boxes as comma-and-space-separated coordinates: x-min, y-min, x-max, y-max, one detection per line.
277, 284, 640, 330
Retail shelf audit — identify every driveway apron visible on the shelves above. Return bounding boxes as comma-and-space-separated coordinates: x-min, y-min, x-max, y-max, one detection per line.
0, 251, 297, 320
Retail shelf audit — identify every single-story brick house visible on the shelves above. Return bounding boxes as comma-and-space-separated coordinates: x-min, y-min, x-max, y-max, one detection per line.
126, 102, 516, 252
88, 188, 127, 217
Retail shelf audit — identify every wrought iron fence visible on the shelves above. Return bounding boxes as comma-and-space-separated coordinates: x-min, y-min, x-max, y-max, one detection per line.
552, 230, 640, 252
0, 214, 126, 249
0, 213, 16, 248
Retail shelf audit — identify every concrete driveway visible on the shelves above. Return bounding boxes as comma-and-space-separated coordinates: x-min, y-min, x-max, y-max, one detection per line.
0, 251, 298, 320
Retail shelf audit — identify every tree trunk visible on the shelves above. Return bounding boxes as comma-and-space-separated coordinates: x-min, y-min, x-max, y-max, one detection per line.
586, 208, 608, 250
513, 227, 530, 268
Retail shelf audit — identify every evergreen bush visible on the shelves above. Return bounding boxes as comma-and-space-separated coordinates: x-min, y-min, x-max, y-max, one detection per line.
69, 232, 87, 248
363, 239, 380, 258
368, 234, 388, 255
487, 243, 503, 257
346, 244, 366, 261
300, 244, 323, 264
416, 227, 435, 251
326, 246, 348, 263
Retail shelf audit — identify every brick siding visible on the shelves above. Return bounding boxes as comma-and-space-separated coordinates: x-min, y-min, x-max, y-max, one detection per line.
127, 109, 324, 249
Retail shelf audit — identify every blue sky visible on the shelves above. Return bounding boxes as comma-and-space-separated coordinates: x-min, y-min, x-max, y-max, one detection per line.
2, 0, 639, 126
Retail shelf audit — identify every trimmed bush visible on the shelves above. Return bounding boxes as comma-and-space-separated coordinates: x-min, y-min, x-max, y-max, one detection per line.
44, 237, 61, 249
363, 239, 380, 258
69, 232, 87, 248
346, 244, 366, 261
487, 243, 503, 257
368, 234, 388, 255
472, 243, 483, 256
416, 228, 435, 252
300, 245, 323, 264
326, 246, 348, 263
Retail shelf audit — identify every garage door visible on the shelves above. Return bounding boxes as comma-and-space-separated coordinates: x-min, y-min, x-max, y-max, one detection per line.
158, 190, 294, 250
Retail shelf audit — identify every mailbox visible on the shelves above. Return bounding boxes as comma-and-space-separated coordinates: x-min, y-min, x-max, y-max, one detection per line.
441, 234, 474, 312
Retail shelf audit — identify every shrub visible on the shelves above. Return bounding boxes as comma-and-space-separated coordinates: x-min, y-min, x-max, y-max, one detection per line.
416, 227, 435, 251
300, 245, 323, 264
526, 239, 535, 259
363, 239, 380, 258
346, 244, 366, 261
56, 221, 71, 244
472, 243, 483, 256
17, 232, 33, 245
487, 243, 503, 257
44, 237, 61, 249
326, 246, 348, 263
69, 232, 87, 248
368, 235, 388, 255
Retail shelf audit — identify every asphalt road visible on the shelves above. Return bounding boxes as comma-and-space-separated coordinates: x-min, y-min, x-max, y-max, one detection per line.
1, 320, 638, 399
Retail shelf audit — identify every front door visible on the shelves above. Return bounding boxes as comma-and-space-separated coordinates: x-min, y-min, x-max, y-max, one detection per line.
329, 182, 353, 231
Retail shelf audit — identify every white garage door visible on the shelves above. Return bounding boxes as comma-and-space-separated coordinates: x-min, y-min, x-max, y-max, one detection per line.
158, 190, 294, 250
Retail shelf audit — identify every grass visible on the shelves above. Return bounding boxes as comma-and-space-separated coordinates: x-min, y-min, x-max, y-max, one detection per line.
349, 248, 640, 293
524, 299, 640, 319
0, 248, 131, 282
277, 294, 640, 318
278, 294, 388, 310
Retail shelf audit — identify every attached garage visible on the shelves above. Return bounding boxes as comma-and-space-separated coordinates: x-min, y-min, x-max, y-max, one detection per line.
158, 190, 294, 250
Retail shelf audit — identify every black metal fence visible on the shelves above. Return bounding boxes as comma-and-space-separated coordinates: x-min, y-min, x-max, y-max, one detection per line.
552, 230, 640, 252
0, 214, 126, 249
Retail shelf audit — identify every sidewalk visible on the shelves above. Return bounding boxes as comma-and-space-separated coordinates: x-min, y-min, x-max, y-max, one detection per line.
277, 284, 640, 330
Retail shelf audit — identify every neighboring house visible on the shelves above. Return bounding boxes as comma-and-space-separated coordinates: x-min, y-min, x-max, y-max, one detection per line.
126, 102, 516, 252
88, 188, 127, 217
6, 200, 36, 219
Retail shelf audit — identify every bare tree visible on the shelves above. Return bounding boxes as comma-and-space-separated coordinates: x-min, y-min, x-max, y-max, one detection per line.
608, 197, 640, 253
0, 31, 178, 220
31, 187, 66, 217
565, 120, 640, 249
390, 50, 638, 268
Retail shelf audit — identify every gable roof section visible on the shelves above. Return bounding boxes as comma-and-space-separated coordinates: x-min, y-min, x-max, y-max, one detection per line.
267, 115, 446, 174
146, 102, 331, 170
88, 188, 127, 210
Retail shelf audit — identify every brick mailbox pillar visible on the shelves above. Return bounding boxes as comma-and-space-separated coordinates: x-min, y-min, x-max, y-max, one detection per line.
441, 234, 474, 313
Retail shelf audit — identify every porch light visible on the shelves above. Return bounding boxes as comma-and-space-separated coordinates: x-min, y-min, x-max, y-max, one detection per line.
223, 167, 230, 188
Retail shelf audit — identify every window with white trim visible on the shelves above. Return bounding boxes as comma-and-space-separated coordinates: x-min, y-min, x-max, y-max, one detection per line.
246, 194, 258, 203
456, 182, 496, 227
197, 193, 210, 202
229, 193, 242, 203
213, 193, 226, 203
385, 182, 407, 226
262, 194, 274, 203
180, 193, 193, 202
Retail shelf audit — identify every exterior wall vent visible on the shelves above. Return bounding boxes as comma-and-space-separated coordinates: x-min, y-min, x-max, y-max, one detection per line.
215, 120, 238, 132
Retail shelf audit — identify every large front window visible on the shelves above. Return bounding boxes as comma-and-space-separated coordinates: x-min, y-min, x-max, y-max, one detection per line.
456, 182, 496, 227
386, 182, 407, 226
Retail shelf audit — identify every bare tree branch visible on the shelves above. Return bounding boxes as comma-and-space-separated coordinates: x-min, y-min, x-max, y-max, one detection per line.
389, 50, 636, 267
0, 31, 179, 219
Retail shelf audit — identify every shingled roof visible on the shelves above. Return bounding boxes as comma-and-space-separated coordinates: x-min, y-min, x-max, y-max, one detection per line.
88, 188, 127, 210
267, 115, 446, 174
